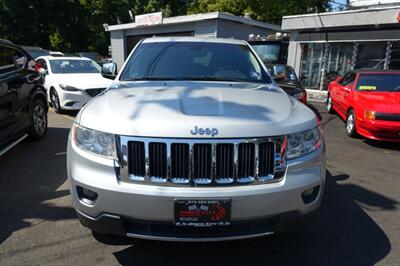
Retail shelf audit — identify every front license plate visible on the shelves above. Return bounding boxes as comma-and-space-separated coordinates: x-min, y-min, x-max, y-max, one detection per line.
174, 199, 231, 227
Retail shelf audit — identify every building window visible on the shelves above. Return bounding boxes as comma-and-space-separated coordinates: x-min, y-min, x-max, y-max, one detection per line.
389, 41, 400, 70
299, 43, 326, 90
300, 41, 398, 90
354, 42, 388, 69
325, 43, 354, 76
300, 42, 356, 90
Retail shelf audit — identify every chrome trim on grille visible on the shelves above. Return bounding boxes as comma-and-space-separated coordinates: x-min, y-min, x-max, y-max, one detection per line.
116, 136, 287, 187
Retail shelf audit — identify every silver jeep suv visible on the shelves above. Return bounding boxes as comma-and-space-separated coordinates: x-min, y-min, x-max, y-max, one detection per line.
67, 37, 326, 241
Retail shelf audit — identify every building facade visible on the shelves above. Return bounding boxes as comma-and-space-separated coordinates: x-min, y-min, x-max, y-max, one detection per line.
282, 5, 400, 92
106, 12, 281, 70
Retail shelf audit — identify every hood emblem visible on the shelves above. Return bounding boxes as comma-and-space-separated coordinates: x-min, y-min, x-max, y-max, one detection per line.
190, 126, 219, 137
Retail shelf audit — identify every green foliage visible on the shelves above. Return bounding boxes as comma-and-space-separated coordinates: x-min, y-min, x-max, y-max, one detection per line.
188, 0, 330, 25
0, 0, 331, 55
187, 0, 249, 16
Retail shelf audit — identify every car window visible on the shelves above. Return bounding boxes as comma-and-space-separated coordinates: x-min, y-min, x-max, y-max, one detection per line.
251, 43, 281, 62
356, 73, 400, 92
120, 42, 271, 84
0, 46, 25, 74
49, 59, 101, 74
339, 72, 356, 86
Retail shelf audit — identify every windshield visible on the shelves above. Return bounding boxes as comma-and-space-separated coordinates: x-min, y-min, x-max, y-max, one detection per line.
250, 43, 281, 63
120, 41, 271, 83
356, 73, 400, 92
49, 59, 101, 74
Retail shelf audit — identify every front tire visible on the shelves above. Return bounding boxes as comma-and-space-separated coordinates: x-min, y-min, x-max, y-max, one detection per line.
50, 88, 63, 113
326, 94, 334, 114
28, 99, 48, 140
346, 109, 357, 138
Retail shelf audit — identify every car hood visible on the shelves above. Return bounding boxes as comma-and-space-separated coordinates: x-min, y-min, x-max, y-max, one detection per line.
77, 81, 317, 138
357, 92, 400, 113
52, 73, 113, 89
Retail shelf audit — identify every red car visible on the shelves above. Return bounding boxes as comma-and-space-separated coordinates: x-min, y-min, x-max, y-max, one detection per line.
327, 70, 400, 142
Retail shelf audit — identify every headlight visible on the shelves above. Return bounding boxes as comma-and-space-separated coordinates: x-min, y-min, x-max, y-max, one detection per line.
60, 83, 80, 91
73, 124, 117, 159
286, 127, 322, 159
364, 110, 376, 120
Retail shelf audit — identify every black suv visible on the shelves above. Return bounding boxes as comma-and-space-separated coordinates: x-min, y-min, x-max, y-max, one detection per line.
0, 39, 48, 155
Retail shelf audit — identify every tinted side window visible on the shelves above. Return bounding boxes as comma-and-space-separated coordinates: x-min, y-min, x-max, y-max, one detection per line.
0, 46, 25, 74
339, 72, 356, 86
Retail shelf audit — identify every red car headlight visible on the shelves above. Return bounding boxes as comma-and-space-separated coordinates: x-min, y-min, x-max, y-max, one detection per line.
364, 110, 376, 120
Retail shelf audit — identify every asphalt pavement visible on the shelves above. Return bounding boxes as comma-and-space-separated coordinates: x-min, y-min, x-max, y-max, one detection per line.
0, 104, 399, 266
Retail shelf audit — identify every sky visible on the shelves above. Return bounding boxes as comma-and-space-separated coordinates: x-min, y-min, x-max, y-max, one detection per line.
330, 0, 349, 10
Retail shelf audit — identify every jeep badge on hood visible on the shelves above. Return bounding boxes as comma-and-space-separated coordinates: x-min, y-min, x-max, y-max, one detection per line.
190, 126, 219, 137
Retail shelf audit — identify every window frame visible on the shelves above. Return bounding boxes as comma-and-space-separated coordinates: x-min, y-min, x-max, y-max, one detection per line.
0, 44, 28, 76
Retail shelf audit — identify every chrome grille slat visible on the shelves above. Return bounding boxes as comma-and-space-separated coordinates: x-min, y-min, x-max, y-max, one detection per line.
171, 143, 190, 184
117, 136, 287, 186
215, 144, 234, 184
149, 142, 167, 183
193, 144, 212, 184
127, 141, 145, 181
237, 143, 255, 183
258, 142, 275, 181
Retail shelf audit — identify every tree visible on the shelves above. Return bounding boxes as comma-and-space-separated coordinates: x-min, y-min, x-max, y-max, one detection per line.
188, 0, 330, 25
0, 0, 332, 54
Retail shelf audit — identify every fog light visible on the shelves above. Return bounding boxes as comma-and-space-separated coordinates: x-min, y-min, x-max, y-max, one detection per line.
77, 186, 98, 205
301, 185, 320, 204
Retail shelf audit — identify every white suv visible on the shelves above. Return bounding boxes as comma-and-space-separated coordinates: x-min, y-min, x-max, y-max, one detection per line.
67, 37, 326, 241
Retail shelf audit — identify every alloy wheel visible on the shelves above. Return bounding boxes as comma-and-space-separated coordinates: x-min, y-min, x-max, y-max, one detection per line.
33, 104, 47, 135
346, 113, 354, 134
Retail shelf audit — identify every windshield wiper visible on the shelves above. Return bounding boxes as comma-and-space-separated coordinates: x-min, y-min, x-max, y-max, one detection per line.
387, 86, 400, 92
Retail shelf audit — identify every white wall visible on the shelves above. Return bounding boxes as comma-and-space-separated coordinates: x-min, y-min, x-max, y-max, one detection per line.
110, 30, 126, 72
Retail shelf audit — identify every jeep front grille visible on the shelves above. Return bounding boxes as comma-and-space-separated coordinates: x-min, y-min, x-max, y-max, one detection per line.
116, 136, 286, 186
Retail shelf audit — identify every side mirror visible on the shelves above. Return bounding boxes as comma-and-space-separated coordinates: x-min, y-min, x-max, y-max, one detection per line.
102, 62, 117, 80
15, 56, 27, 68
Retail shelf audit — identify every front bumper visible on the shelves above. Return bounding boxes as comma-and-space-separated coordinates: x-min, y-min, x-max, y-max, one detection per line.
75, 208, 316, 241
357, 119, 400, 142
58, 89, 92, 110
67, 136, 326, 241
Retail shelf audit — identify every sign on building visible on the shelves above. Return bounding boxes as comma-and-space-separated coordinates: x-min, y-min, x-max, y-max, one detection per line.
135, 12, 163, 26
